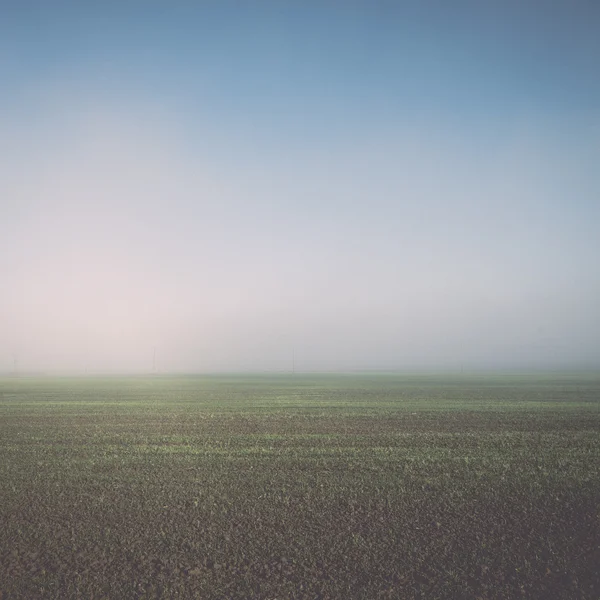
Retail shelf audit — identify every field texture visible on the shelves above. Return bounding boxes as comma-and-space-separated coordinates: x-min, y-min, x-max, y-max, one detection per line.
0, 373, 598, 599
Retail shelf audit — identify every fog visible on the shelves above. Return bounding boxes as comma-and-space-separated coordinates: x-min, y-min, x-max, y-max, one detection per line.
1, 3, 599, 373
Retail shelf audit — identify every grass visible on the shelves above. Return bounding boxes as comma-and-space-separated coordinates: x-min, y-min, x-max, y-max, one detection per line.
0, 373, 598, 599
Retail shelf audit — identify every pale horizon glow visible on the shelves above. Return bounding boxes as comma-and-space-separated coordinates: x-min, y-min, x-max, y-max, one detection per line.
1, 2, 599, 373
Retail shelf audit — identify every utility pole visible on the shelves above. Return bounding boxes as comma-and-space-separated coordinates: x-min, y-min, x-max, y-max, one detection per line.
292, 347, 295, 374
152, 347, 156, 373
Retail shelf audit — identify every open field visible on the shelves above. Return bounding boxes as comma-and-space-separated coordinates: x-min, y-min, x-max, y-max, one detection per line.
0, 373, 598, 599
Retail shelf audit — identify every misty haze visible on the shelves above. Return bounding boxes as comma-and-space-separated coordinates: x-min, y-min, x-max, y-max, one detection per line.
2, 3, 599, 375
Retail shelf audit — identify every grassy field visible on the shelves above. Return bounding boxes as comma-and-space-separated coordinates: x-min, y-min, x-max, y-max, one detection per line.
0, 373, 598, 599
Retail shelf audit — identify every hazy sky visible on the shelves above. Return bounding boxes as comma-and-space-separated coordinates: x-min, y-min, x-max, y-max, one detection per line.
1, 1, 599, 372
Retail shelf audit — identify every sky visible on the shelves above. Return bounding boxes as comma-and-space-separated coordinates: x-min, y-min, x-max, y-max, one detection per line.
1, 0, 599, 373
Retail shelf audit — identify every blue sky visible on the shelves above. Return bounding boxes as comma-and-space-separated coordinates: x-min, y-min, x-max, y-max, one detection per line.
1, 1, 599, 372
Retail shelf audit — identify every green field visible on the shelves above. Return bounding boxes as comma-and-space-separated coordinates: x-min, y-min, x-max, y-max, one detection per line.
1, 373, 598, 599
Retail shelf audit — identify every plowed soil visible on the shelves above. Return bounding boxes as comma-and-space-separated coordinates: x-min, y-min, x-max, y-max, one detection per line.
1, 373, 598, 599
